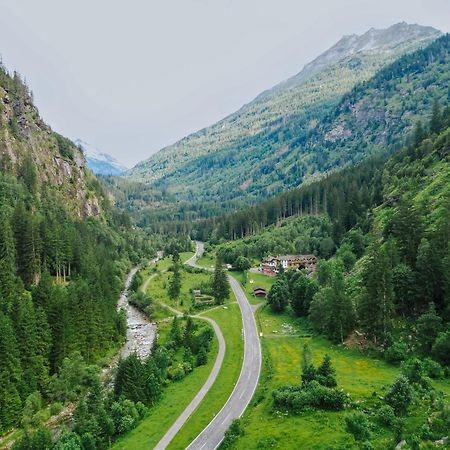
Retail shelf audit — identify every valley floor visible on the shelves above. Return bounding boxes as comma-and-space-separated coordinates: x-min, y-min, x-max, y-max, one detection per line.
229, 272, 450, 449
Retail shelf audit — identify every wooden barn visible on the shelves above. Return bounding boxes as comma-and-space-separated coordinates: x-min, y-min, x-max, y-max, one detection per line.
253, 286, 267, 298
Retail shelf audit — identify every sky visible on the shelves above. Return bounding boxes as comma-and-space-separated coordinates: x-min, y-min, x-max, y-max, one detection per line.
0, 0, 449, 167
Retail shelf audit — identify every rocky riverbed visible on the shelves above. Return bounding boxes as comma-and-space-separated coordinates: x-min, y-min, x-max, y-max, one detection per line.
117, 266, 157, 360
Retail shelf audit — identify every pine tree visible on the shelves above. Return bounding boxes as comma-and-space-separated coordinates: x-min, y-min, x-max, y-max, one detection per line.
212, 258, 230, 305
300, 342, 313, 373
168, 263, 181, 300
0, 312, 23, 431
429, 100, 442, 134
168, 316, 183, 347
359, 243, 395, 341
183, 316, 196, 351
0, 212, 17, 311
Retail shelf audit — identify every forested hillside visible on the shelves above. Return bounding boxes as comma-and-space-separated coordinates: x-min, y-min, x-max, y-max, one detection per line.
0, 67, 107, 218
127, 24, 444, 231
214, 102, 450, 340
0, 65, 154, 434
211, 107, 450, 449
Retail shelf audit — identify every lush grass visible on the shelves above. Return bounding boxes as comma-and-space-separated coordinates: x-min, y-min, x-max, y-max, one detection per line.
196, 254, 215, 269
147, 268, 212, 314
232, 270, 275, 305
168, 302, 244, 449
115, 256, 244, 449
112, 318, 218, 450
234, 304, 450, 449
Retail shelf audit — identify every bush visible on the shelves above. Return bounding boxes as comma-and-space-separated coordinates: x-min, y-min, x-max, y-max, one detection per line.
384, 376, 413, 416
167, 364, 186, 381
234, 256, 252, 271
432, 331, 450, 365
196, 347, 208, 366
401, 358, 431, 390
50, 402, 64, 416
422, 358, 444, 379
345, 412, 371, 441
220, 419, 244, 449
376, 405, 396, 427
272, 381, 346, 413
384, 342, 408, 364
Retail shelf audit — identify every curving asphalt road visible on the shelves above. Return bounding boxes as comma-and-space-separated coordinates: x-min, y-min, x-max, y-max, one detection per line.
185, 242, 262, 450
151, 242, 261, 449
148, 246, 226, 450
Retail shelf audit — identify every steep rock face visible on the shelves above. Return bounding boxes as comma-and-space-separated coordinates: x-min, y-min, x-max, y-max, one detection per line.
128, 22, 441, 190
0, 69, 101, 218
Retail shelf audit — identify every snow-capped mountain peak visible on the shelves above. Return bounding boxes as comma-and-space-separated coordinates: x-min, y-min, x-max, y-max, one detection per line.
74, 139, 127, 176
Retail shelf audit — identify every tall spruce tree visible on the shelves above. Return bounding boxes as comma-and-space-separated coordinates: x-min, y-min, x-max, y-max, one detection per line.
359, 243, 395, 341
212, 258, 230, 305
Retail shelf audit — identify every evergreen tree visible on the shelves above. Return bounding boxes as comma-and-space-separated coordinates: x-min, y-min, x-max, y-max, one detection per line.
212, 258, 230, 305
317, 354, 337, 387
267, 276, 289, 313
0, 313, 23, 431
289, 271, 318, 316
168, 263, 181, 300
359, 243, 395, 341
168, 316, 183, 347
429, 100, 442, 134
300, 342, 313, 373
183, 316, 196, 351
309, 261, 354, 343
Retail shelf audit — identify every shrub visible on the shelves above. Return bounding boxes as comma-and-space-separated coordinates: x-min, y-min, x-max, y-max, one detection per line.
220, 419, 244, 449
432, 331, 450, 365
196, 347, 208, 366
401, 358, 431, 390
345, 412, 371, 441
384, 342, 408, 364
422, 358, 444, 379
376, 405, 396, 427
384, 376, 413, 416
272, 381, 346, 413
50, 402, 63, 416
167, 364, 186, 381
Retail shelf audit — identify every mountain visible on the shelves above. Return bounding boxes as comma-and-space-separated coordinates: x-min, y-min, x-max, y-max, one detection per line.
0, 61, 153, 436
75, 139, 127, 176
0, 69, 105, 218
128, 23, 441, 215
209, 106, 450, 450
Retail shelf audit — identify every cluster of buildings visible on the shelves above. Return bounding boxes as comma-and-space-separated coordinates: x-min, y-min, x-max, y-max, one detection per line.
260, 254, 318, 276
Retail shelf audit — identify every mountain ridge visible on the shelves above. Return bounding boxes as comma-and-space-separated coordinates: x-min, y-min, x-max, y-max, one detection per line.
128, 22, 441, 187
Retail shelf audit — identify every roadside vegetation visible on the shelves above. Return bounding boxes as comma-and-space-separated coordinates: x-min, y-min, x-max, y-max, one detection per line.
215, 112, 450, 448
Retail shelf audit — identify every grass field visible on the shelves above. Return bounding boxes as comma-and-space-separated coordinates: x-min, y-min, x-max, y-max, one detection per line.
147, 267, 213, 313
196, 253, 215, 269
232, 270, 275, 305
168, 302, 244, 449
115, 254, 245, 449
233, 301, 450, 449
112, 317, 218, 450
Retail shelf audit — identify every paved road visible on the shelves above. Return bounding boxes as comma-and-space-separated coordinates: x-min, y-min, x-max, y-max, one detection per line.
149, 246, 226, 450
185, 242, 262, 450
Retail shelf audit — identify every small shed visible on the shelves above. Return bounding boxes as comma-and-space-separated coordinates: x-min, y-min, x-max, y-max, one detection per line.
193, 289, 202, 298
253, 286, 267, 298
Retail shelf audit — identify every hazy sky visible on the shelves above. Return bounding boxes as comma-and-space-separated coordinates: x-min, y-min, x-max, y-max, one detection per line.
0, 0, 449, 167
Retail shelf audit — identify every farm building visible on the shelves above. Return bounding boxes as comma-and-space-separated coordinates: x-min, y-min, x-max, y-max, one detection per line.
253, 286, 267, 298
261, 254, 317, 276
